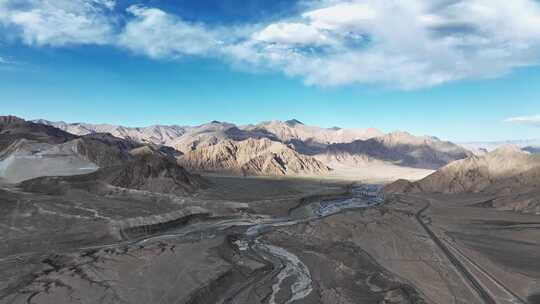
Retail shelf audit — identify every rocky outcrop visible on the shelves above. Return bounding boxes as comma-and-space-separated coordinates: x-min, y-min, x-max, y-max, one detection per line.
97, 153, 208, 194
179, 138, 331, 176
72, 134, 137, 168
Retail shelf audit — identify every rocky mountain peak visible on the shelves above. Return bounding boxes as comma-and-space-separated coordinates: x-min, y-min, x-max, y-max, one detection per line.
490, 144, 527, 156
0, 115, 25, 126
285, 119, 304, 126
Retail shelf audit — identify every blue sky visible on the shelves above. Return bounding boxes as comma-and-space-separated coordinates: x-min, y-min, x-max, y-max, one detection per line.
1, 0, 540, 142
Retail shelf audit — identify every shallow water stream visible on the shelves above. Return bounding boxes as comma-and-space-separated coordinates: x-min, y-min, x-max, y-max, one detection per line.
134, 184, 383, 303
236, 184, 383, 303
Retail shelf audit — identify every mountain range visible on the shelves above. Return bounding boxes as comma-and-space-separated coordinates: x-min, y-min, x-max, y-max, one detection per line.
34, 118, 471, 179
34, 119, 383, 150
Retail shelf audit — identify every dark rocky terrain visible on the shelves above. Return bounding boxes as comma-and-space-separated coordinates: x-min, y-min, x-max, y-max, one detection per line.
1, 116, 539, 304
524, 146, 540, 154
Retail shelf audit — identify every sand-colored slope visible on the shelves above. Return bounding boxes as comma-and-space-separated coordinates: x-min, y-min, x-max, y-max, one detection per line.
409, 146, 539, 193
317, 131, 471, 170
384, 145, 540, 213
179, 138, 331, 176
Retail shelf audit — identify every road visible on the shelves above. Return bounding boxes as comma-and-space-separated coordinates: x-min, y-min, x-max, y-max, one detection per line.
414, 198, 497, 304
413, 197, 526, 304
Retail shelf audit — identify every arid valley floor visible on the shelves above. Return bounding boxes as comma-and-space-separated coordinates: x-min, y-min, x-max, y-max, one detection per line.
1, 116, 539, 304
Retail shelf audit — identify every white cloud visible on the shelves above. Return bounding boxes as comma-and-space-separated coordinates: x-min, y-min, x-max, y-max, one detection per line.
237, 0, 540, 88
504, 115, 540, 127
303, 2, 378, 30
93, 0, 115, 10
253, 22, 330, 45
118, 5, 221, 58
2, 0, 540, 89
0, 0, 115, 46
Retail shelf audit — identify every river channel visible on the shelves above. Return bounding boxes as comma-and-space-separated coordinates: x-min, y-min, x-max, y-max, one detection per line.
131, 184, 383, 304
